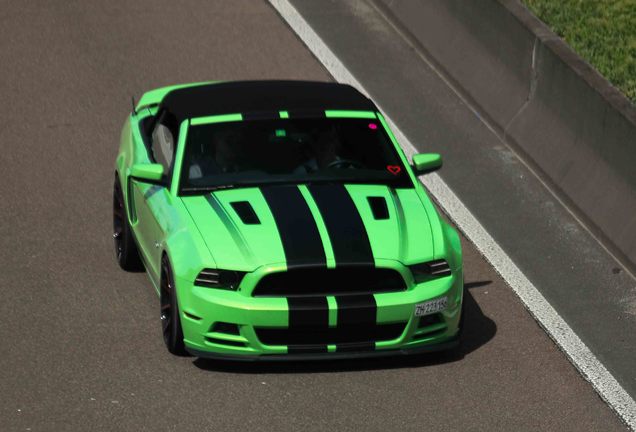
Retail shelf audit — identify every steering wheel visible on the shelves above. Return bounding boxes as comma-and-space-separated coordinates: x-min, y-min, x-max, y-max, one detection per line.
327, 159, 365, 170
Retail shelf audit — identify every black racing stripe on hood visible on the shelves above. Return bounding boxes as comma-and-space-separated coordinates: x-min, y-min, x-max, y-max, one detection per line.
308, 184, 374, 265
261, 185, 326, 267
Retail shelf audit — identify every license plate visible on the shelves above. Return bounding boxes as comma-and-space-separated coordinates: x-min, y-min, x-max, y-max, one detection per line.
415, 297, 448, 316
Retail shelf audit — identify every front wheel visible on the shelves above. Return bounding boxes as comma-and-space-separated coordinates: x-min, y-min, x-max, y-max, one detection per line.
160, 256, 187, 356
445, 287, 465, 358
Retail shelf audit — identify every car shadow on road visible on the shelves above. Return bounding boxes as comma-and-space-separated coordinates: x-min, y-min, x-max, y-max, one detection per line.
193, 281, 496, 374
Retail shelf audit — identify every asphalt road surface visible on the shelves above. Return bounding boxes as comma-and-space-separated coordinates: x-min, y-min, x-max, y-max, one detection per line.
0, 1, 626, 430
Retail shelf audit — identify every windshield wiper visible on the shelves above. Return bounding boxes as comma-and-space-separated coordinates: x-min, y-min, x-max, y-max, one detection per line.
180, 176, 400, 195
180, 185, 237, 194
182, 179, 322, 193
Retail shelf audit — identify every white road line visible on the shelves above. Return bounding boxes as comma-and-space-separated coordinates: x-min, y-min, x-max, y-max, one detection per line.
267, 0, 636, 428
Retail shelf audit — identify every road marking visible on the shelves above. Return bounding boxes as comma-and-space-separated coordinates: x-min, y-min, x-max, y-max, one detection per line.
267, 0, 636, 428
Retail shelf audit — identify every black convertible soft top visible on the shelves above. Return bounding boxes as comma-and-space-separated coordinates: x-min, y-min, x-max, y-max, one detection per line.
159, 80, 377, 124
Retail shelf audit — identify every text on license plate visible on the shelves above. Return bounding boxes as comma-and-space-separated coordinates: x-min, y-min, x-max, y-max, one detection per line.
415, 297, 448, 316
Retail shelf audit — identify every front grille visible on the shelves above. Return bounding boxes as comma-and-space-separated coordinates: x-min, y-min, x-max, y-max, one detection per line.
252, 266, 406, 297
255, 322, 406, 346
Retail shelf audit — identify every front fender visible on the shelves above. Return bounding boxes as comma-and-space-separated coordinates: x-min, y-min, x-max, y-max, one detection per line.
440, 220, 462, 272
163, 199, 217, 284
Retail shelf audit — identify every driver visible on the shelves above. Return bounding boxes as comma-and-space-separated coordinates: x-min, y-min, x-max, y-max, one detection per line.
190, 128, 256, 180
294, 127, 342, 174
189, 142, 213, 180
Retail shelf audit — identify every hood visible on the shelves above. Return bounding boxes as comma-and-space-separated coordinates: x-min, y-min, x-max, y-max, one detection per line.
181, 184, 437, 272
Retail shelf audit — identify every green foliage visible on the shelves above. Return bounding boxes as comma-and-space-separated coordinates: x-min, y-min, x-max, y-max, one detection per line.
524, 0, 636, 103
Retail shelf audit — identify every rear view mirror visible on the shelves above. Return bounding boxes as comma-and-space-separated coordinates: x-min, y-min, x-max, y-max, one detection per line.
412, 153, 442, 176
130, 163, 165, 184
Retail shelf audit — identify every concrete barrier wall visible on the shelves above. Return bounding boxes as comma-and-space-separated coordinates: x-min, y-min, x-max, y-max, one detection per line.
374, 0, 636, 271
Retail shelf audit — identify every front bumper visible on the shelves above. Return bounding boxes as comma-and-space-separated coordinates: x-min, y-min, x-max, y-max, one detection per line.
176, 268, 463, 359
187, 335, 459, 361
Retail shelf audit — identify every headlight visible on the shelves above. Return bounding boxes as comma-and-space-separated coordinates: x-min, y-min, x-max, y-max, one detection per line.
409, 259, 451, 283
194, 269, 245, 290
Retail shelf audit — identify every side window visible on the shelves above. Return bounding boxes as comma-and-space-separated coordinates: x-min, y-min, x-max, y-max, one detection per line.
151, 121, 175, 173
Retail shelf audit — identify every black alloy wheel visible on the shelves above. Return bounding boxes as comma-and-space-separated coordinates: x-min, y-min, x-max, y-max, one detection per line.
160, 255, 187, 356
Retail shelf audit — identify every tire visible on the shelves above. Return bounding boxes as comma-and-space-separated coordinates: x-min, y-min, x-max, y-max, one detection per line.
160, 255, 187, 356
445, 287, 465, 358
113, 175, 143, 271
455, 295, 465, 346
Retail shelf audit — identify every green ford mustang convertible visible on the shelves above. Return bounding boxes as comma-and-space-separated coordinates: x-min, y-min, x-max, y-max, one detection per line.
113, 80, 464, 360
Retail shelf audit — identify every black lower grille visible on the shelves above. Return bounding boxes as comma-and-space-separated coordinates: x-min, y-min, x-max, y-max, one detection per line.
252, 266, 406, 297
255, 322, 406, 346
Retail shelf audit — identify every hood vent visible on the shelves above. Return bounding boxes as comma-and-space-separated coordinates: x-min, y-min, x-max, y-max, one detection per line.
230, 201, 260, 225
367, 196, 389, 220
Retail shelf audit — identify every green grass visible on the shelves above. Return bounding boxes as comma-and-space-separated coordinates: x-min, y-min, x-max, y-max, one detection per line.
523, 0, 636, 103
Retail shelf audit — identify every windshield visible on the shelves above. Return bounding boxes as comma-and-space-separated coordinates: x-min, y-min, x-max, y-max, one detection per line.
179, 117, 413, 193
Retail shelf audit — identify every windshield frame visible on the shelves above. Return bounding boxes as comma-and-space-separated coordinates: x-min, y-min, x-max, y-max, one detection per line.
174, 110, 417, 196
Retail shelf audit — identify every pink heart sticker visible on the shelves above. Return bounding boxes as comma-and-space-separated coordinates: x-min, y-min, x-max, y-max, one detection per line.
387, 165, 401, 175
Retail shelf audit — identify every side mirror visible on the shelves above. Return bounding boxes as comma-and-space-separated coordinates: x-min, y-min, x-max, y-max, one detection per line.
130, 163, 165, 184
412, 153, 442, 176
